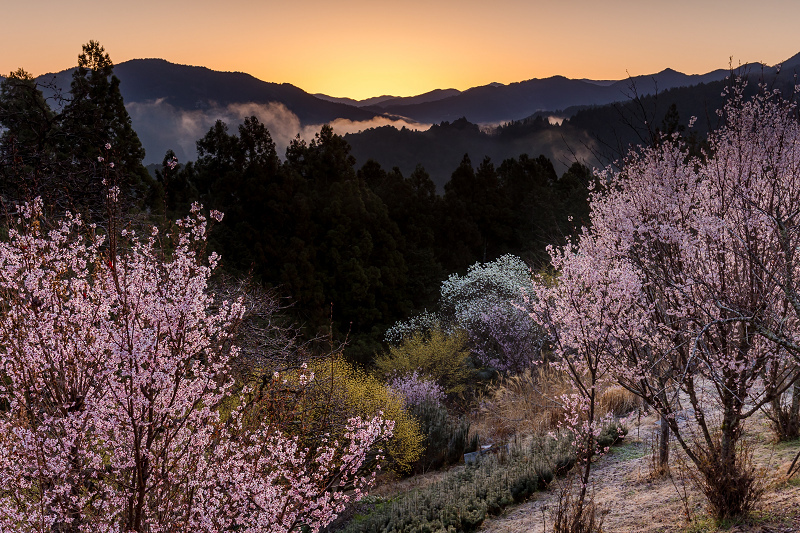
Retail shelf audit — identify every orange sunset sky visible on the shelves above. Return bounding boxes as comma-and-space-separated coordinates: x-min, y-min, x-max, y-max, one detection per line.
3, 0, 800, 100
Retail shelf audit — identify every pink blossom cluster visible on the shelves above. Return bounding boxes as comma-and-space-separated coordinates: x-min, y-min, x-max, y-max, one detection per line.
0, 199, 392, 532
387, 370, 446, 406
549, 391, 617, 462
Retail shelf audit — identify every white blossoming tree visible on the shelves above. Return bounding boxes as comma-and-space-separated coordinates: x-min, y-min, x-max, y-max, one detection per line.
386, 254, 544, 375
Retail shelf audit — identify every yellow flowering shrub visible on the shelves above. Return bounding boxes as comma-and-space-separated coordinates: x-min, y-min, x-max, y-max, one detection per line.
309, 357, 424, 475
375, 327, 474, 396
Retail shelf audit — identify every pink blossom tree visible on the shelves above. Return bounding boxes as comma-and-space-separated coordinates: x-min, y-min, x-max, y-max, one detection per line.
531, 236, 639, 517
0, 197, 391, 532
546, 83, 800, 519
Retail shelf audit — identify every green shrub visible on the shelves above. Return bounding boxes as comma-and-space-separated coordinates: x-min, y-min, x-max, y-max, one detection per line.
409, 400, 478, 474
596, 420, 628, 450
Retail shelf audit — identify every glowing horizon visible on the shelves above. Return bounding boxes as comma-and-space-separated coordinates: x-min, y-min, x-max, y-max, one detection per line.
3, 0, 800, 101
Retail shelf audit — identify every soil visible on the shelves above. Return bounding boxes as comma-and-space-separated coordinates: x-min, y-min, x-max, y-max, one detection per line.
478, 409, 800, 533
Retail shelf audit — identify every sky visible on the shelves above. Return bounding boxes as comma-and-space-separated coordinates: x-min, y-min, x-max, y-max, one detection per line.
3, 0, 800, 100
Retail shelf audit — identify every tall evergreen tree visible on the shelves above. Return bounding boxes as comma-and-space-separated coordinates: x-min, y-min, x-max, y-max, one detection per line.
0, 69, 57, 203
57, 41, 151, 214
441, 155, 512, 269
358, 161, 445, 311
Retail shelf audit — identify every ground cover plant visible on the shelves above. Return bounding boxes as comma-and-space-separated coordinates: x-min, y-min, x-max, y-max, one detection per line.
337, 435, 575, 533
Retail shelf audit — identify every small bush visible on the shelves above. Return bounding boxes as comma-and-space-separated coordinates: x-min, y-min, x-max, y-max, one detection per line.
596, 420, 628, 450
765, 381, 800, 442
551, 483, 605, 533
387, 370, 445, 407
409, 400, 477, 474
688, 436, 765, 521
309, 357, 425, 474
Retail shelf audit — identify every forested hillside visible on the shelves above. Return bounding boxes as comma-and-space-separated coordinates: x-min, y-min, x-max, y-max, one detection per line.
156, 120, 592, 363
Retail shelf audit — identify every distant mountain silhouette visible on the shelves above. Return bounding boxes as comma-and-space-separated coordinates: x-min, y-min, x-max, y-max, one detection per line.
345, 58, 800, 188
5, 52, 798, 164
314, 94, 398, 107
776, 51, 800, 70
368, 69, 741, 124
609, 68, 732, 94
22, 59, 386, 163
32, 59, 380, 123
371, 76, 624, 123
314, 88, 462, 108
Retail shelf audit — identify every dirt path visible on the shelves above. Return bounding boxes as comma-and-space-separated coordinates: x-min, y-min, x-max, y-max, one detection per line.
479, 410, 800, 533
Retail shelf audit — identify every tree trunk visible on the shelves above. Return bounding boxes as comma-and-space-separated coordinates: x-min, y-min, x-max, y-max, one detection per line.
790, 381, 800, 436
658, 414, 670, 470
577, 389, 596, 514
719, 404, 739, 473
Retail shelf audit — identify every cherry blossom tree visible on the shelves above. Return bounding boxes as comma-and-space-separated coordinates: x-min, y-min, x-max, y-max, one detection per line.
531, 237, 637, 517
547, 82, 800, 519
0, 196, 391, 532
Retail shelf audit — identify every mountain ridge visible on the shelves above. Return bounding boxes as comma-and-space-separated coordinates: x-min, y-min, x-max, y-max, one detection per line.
4, 52, 799, 164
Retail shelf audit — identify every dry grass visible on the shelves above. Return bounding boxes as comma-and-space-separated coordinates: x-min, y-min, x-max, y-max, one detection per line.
550, 480, 605, 533
475, 368, 641, 444
475, 366, 572, 442
598, 385, 642, 418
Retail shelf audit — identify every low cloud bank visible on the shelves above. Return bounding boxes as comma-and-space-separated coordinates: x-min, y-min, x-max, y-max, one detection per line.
126, 99, 430, 165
